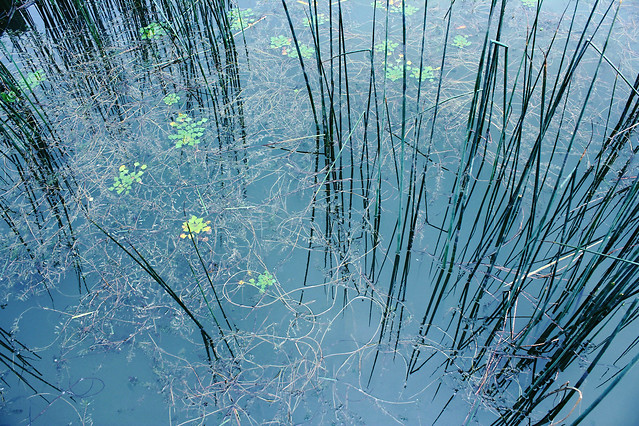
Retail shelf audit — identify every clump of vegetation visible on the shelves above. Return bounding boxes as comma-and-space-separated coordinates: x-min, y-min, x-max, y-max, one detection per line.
169, 113, 207, 148
139, 22, 166, 40
270, 35, 314, 59
228, 8, 255, 31
302, 13, 326, 27
409, 64, 435, 82
373, 0, 418, 15
180, 215, 211, 239
522, 0, 537, 6
163, 93, 180, 105
452, 34, 471, 48
385, 60, 436, 82
1, 90, 17, 102
18, 69, 46, 91
270, 35, 291, 50
288, 44, 315, 59
375, 40, 399, 57
241, 271, 276, 293
108, 162, 147, 195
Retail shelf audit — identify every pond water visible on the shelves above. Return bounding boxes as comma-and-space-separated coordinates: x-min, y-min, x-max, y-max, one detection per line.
1, 0, 638, 424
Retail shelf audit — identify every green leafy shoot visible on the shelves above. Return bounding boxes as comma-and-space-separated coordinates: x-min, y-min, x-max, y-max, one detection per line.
18, 69, 46, 92
108, 162, 147, 195
287, 44, 315, 59
302, 13, 327, 27
245, 271, 276, 293
228, 8, 256, 32
140, 22, 166, 40
375, 41, 399, 57
163, 93, 180, 105
180, 215, 211, 239
270, 35, 292, 49
452, 34, 471, 48
269, 36, 314, 59
373, 0, 418, 15
1, 90, 17, 103
169, 113, 208, 148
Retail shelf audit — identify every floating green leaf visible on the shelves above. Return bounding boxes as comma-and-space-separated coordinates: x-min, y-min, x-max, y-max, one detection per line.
108, 162, 147, 195
169, 113, 208, 148
163, 93, 180, 105
375, 41, 399, 57
270, 35, 291, 49
18, 70, 46, 92
373, 0, 418, 15
246, 271, 276, 293
140, 22, 166, 40
288, 44, 315, 59
302, 13, 327, 27
228, 8, 256, 31
180, 215, 211, 239
452, 35, 471, 48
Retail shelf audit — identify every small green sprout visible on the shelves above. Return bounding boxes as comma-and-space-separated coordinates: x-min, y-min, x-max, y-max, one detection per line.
163, 93, 180, 105
1, 91, 17, 103
385, 59, 437, 82
108, 162, 147, 195
287, 44, 315, 60
228, 8, 256, 31
373, 0, 418, 15
180, 215, 211, 239
302, 13, 327, 27
18, 69, 46, 91
270, 35, 291, 49
385, 63, 403, 81
375, 41, 399, 57
241, 271, 276, 293
270, 36, 314, 59
169, 113, 208, 148
409, 65, 435, 82
140, 22, 166, 40
453, 35, 471, 48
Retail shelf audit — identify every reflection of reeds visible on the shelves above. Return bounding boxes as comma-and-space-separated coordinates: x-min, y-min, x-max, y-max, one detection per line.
0, 53, 84, 297
280, 0, 639, 422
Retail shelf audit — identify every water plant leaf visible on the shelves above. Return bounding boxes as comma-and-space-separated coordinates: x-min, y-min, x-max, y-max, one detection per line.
180, 215, 211, 239
108, 163, 146, 195
452, 34, 471, 48
139, 22, 166, 40
163, 93, 180, 105
168, 113, 208, 148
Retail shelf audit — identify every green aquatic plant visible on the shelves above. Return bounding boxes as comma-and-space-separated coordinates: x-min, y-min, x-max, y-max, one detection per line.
374, 41, 399, 57
139, 22, 166, 40
452, 34, 471, 48
242, 271, 276, 293
180, 215, 211, 239
108, 162, 147, 195
1, 90, 17, 102
18, 69, 46, 91
288, 44, 315, 60
302, 13, 326, 27
163, 93, 180, 105
385, 63, 403, 81
270, 35, 291, 49
270, 36, 314, 59
373, 0, 418, 15
409, 64, 435, 82
228, 8, 255, 31
169, 113, 207, 148
521, 0, 537, 6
